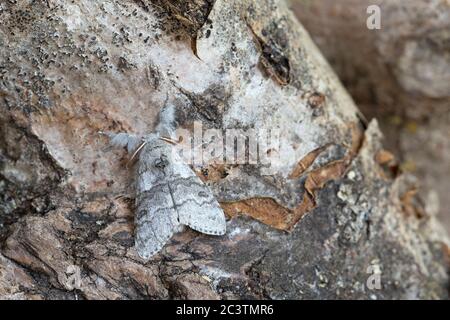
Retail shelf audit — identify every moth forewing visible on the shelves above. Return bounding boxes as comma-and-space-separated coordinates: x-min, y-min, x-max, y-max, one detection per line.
133, 135, 226, 259
134, 139, 180, 260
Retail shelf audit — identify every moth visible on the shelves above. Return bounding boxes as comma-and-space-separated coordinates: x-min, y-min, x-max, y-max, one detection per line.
103, 104, 226, 260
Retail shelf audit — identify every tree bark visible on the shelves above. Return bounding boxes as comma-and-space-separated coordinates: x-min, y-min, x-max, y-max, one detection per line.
0, 0, 448, 299
291, 0, 450, 229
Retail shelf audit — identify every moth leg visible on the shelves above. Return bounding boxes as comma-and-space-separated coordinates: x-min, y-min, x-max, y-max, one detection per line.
113, 181, 136, 200
128, 141, 147, 166
99, 131, 142, 154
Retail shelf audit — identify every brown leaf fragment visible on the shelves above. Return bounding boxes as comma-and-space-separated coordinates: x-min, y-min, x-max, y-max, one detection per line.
157, 0, 215, 37
222, 198, 292, 230
246, 23, 291, 86
444, 244, 450, 267
222, 192, 315, 231
307, 92, 326, 108
197, 164, 230, 183
190, 37, 202, 60
305, 160, 347, 196
400, 188, 425, 218
375, 149, 395, 165
288, 144, 330, 179
221, 173, 327, 232
375, 149, 400, 179
222, 160, 347, 231
287, 193, 316, 231
348, 123, 365, 157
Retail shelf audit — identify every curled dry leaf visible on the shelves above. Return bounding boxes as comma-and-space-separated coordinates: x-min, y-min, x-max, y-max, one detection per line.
246, 22, 291, 86
288, 144, 331, 179
222, 125, 363, 231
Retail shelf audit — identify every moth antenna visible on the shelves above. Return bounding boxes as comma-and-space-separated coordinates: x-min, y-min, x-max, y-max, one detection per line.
159, 136, 181, 145
126, 141, 148, 168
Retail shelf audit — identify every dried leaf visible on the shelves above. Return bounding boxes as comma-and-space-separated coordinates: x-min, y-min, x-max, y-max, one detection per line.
307, 92, 326, 108
400, 188, 425, 218
375, 149, 395, 165
222, 123, 362, 231
288, 144, 330, 179
246, 23, 291, 86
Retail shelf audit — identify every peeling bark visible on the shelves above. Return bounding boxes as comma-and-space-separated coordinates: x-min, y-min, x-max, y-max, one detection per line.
0, 0, 448, 299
